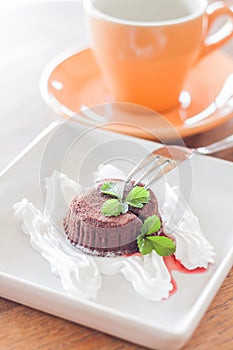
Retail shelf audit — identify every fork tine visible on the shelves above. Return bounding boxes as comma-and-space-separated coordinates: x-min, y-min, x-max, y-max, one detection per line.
124, 154, 160, 183
126, 146, 179, 187
145, 159, 175, 188
134, 158, 163, 186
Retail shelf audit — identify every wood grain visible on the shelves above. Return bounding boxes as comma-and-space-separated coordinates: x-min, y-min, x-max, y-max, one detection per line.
0, 269, 232, 350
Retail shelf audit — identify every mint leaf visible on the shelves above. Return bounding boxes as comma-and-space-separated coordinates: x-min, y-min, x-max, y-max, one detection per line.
146, 236, 176, 256
101, 182, 151, 217
101, 199, 123, 217
101, 182, 124, 200
137, 214, 175, 256
141, 239, 153, 255
137, 234, 153, 255
141, 215, 161, 235
137, 233, 144, 248
125, 186, 150, 208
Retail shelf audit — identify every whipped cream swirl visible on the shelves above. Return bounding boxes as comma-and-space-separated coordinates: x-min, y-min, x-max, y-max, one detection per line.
13, 197, 102, 300
160, 184, 215, 269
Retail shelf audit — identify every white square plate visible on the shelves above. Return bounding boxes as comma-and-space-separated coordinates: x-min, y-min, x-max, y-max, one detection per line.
0, 120, 232, 350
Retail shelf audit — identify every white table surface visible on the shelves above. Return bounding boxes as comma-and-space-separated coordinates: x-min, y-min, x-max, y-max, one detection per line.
0, 0, 87, 171
0, 0, 232, 171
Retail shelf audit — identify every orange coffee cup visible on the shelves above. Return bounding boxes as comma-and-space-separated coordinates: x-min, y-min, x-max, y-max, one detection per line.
84, 0, 233, 112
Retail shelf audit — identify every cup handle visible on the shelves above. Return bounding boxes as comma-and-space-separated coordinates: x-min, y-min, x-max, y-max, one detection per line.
199, 1, 233, 59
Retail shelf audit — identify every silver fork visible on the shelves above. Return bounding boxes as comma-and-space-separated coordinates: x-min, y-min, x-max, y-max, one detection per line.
125, 134, 233, 188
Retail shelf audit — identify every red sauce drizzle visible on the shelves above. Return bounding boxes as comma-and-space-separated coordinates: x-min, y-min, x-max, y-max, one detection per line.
124, 253, 208, 298
163, 255, 207, 296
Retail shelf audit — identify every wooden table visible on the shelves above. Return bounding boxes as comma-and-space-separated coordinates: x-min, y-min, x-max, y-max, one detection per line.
0, 118, 233, 350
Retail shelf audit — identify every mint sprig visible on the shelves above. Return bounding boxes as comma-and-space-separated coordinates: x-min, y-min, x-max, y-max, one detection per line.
101, 199, 124, 217
137, 215, 176, 256
125, 186, 150, 208
101, 182, 124, 200
100, 182, 150, 217
140, 214, 161, 235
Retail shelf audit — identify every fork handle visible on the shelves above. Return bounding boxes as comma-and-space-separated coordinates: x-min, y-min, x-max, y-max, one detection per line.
195, 134, 233, 155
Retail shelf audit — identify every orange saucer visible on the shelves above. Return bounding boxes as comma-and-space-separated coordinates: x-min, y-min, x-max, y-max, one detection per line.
40, 47, 233, 140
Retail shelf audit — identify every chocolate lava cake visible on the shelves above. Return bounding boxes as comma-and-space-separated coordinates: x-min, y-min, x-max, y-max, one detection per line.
63, 179, 162, 256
